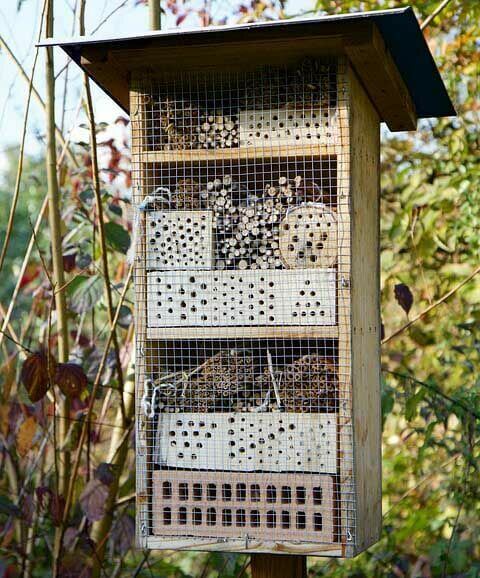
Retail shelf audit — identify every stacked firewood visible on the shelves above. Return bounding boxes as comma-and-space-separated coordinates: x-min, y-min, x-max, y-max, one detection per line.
242, 59, 335, 111
253, 354, 338, 413
195, 112, 239, 149
147, 97, 240, 150
171, 178, 202, 209
209, 176, 313, 270
158, 350, 255, 413
157, 352, 337, 413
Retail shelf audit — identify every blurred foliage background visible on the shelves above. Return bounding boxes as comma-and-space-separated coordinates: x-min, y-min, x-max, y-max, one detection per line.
0, 0, 479, 576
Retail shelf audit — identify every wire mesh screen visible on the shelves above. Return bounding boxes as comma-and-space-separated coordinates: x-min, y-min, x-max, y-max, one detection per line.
131, 58, 355, 555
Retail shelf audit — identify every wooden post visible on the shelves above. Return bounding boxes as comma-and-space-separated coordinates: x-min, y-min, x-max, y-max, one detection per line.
149, 0, 161, 30
251, 554, 307, 578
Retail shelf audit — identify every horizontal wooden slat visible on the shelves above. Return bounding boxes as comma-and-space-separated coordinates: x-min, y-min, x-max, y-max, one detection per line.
146, 325, 339, 340
135, 143, 340, 164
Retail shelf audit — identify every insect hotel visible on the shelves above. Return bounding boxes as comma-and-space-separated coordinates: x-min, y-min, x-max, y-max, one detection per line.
48, 7, 454, 558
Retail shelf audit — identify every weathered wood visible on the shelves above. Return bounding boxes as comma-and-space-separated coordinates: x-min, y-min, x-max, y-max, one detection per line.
130, 89, 150, 549
344, 23, 417, 131
146, 324, 339, 340
348, 65, 382, 554
145, 536, 342, 556
251, 554, 307, 578
134, 143, 340, 163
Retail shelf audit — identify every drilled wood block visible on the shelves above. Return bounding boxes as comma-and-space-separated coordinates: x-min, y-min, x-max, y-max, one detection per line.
145, 210, 214, 270
238, 109, 338, 148
279, 204, 338, 269
147, 269, 336, 328
152, 471, 336, 544
154, 413, 337, 473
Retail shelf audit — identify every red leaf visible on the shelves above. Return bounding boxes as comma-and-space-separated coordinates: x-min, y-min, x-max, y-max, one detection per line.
21, 351, 56, 403
79, 479, 108, 522
94, 463, 117, 486
36, 486, 53, 511
394, 283, 414, 315
63, 252, 77, 273
176, 12, 188, 25
111, 514, 135, 554
55, 363, 88, 399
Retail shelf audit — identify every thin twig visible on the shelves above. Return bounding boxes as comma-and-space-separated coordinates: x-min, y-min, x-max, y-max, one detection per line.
421, 0, 453, 30
0, 34, 78, 169
60, 264, 133, 551
384, 370, 480, 420
83, 66, 126, 424
267, 349, 282, 409
0, 0, 48, 277
382, 264, 480, 345
0, 195, 48, 350
90, 0, 129, 35
383, 451, 461, 518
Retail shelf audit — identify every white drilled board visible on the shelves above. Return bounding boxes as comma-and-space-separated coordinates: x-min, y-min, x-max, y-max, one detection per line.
147, 268, 336, 328
154, 413, 337, 473
146, 210, 214, 270
238, 109, 339, 148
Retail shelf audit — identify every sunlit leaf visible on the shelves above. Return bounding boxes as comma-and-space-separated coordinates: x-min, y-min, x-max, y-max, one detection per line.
68, 275, 103, 314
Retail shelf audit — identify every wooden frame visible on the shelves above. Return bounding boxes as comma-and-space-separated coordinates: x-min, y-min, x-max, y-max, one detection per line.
130, 57, 382, 557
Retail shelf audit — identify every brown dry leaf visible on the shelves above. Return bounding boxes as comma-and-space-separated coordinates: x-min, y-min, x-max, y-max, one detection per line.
17, 416, 38, 457
0, 405, 9, 438
55, 363, 88, 398
21, 351, 57, 403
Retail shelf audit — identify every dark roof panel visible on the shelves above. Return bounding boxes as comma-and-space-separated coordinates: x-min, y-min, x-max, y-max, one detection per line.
39, 7, 455, 121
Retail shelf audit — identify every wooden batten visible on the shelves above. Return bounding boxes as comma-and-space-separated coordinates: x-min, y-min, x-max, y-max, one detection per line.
348, 65, 382, 554
344, 24, 417, 131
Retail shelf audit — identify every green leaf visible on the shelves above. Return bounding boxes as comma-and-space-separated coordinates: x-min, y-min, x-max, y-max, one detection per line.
104, 222, 130, 254
68, 275, 103, 314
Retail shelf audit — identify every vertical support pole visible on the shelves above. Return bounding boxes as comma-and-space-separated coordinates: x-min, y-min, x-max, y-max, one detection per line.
149, 0, 161, 30
251, 554, 307, 578
45, 0, 70, 493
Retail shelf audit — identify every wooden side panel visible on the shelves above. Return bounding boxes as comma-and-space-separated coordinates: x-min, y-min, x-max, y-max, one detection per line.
348, 66, 382, 554
130, 87, 150, 548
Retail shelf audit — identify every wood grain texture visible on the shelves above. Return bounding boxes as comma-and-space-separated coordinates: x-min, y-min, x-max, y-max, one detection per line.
146, 324, 339, 340
344, 23, 417, 131
251, 554, 307, 578
348, 65, 382, 554
135, 144, 340, 163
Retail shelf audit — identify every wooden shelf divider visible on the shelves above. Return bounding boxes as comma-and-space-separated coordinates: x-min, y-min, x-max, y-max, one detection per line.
136, 143, 340, 164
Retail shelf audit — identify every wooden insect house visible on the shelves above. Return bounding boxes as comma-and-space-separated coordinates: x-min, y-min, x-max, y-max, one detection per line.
48, 7, 454, 558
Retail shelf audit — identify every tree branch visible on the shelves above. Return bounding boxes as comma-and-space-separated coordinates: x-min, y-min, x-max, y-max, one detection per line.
382, 264, 480, 345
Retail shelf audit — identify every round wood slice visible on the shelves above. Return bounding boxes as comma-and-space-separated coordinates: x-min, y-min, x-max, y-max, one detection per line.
279, 203, 337, 268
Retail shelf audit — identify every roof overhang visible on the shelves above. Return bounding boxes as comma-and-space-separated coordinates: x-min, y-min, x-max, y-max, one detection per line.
39, 7, 455, 132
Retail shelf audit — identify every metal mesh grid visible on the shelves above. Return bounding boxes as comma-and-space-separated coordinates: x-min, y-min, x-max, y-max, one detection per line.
131, 58, 355, 555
